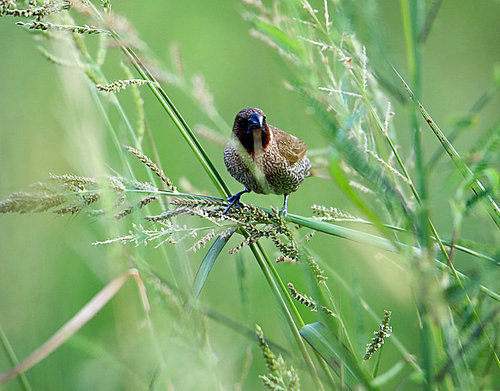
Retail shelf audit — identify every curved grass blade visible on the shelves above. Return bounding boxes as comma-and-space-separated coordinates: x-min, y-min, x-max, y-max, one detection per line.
287, 213, 398, 253
0, 269, 149, 385
372, 361, 405, 387
254, 18, 305, 59
300, 322, 377, 391
192, 230, 235, 297
392, 66, 500, 227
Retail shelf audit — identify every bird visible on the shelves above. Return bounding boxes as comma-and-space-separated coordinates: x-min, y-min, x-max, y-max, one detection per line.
223, 107, 311, 218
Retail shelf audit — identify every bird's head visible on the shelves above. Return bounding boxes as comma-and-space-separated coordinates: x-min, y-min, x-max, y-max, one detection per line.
232, 107, 271, 155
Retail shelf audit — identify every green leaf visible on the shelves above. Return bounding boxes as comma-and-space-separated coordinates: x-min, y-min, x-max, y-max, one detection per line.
300, 322, 377, 391
287, 213, 398, 253
372, 361, 405, 386
192, 231, 235, 297
254, 18, 304, 59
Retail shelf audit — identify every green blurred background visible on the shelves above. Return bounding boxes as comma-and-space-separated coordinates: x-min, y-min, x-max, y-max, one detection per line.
1, 1, 499, 390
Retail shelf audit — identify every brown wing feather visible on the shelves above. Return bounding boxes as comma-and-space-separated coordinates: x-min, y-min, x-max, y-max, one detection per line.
270, 125, 307, 164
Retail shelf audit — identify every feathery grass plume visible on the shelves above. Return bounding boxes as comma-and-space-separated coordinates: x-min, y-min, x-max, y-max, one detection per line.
256, 325, 300, 390
256, 324, 279, 372
37, 45, 80, 67
191, 74, 217, 118
194, 124, 227, 147
288, 283, 334, 317
0, 190, 66, 214
96, 79, 158, 93
144, 271, 185, 320
16, 20, 110, 34
382, 101, 394, 136
1, 0, 70, 19
126, 146, 176, 191
101, 11, 147, 51
318, 87, 362, 98
169, 41, 185, 76
363, 310, 392, 360
146, 197, 300, 261
311, 204, 358, 222
113, 194, 157, 220
0, 173, 160, 218
288, 282, 316, 310
49, 173, 97, 190
189, 229, 220, 253
365, 148, 409, 183
0, 174, 97, 215
303, 255, 327, 285
93, 221, 181, 247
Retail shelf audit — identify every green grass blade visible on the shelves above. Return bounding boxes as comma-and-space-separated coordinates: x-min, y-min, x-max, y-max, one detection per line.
419, 0, 444, 43
372, 361, 406, 387
329, 150, 396, 245
0, 324, 32, 391
192, 230, 235, 297
287, 213, 398, 253
254, 18, 304, 59
300, 322, 377, 391
393, 67, 500, 227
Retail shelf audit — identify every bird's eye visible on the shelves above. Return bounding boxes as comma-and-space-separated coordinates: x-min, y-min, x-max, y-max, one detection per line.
238, 117, 246, 125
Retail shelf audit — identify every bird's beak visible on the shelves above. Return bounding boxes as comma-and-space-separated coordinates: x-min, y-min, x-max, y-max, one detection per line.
247, 113, 264, 131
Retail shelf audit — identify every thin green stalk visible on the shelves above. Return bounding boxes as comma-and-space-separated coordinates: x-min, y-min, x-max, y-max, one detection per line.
393, 67, 500, 227
247, 242, 326, 391
418, 304, 434, 391
302, 245, 356, 354
419, 0, 443, 43
426, 85, 498, 171
255, 242, 337, 388
0, 324, 32, 391
401, 0, 429, 251
372, 346, 383, 378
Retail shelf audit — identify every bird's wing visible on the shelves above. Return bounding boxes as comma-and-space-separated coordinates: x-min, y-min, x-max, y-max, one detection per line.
271, 125, 307, 164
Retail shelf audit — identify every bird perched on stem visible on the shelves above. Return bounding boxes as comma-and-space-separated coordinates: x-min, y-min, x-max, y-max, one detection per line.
224, 107, 311, 218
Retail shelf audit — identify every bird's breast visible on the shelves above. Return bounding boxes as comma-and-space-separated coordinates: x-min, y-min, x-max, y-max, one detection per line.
224, 138, 311, 195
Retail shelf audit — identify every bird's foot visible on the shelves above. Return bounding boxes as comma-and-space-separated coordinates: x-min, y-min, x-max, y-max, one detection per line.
278, 194, 289, 220
278, 205, 288, 220
222, 189, 249, 214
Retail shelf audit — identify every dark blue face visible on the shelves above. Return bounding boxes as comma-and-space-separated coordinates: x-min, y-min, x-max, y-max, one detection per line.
234, 111, 270, 156
247, 112, 264, 131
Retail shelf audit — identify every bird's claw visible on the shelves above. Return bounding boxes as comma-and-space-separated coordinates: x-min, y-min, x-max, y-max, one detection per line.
278, 194, 289, 220
223, 195, 240, 214
278, 205, 288, 220
222, 189, 249, 214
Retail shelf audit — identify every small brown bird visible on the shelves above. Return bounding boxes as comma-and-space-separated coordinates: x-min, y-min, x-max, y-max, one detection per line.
224, 107, 311, 217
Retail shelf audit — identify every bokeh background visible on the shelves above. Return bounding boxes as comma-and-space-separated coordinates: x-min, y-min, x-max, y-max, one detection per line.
1, 0, 499, 390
